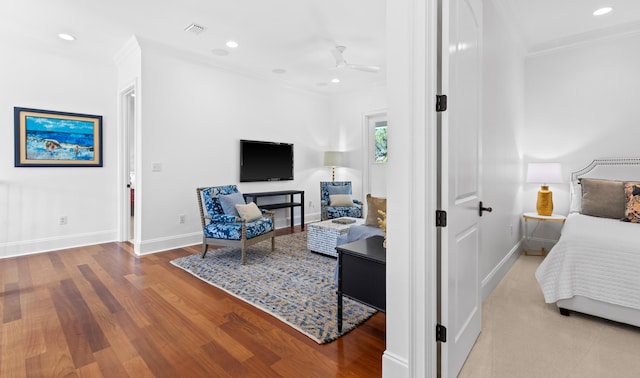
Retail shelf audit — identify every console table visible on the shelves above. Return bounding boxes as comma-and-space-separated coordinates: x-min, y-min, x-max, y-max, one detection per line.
336, 235, 386, 332
243, 190, 304, 230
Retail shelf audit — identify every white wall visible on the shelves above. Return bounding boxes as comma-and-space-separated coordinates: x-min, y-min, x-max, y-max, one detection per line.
479, 0, 526, 298
135, 42, 334, 253
329, 85, 387, 203
523, 33, 640, 243
0, 37, 118, 258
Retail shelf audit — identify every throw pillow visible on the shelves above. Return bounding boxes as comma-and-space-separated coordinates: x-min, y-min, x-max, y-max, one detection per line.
327, 185, 351, 195
329, 194, 355, 207
219, 192, 246, 216
365, 194, 387, 227
235, 202, 263, 222
580, 178, 625, 219
622, 182, 640, 223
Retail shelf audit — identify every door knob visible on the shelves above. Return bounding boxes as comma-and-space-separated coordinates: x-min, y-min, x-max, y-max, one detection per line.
479, 201, 493, 216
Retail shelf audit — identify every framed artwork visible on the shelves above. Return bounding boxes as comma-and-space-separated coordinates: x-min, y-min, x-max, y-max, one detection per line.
14, 107, 103, 167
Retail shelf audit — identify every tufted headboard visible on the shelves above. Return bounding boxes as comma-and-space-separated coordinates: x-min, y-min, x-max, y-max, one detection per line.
569, 157, 640, 213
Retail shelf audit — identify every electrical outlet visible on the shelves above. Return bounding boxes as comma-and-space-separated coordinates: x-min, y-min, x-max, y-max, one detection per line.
179, 214, 185, 224
509, 224, 513, 236
309, 200, 314, 208
59, 216, 67, 225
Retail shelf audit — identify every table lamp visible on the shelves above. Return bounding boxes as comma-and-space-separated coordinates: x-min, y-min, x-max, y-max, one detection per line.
323, 151, 344, 182
526, 162, 563, 216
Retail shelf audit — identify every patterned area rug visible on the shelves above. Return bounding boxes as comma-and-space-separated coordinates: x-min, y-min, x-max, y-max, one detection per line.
170, 232, 377, 344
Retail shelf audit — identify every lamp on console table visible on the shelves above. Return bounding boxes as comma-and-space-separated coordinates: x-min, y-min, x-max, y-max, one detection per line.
323, 151, 344, 182
526, 162, 563, 216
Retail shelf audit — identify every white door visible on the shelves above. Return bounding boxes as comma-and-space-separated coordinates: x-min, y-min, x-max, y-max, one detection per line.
439, 0, 483, 376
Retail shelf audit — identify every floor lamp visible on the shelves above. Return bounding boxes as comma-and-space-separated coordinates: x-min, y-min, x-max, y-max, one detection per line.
323, 151, 344, 182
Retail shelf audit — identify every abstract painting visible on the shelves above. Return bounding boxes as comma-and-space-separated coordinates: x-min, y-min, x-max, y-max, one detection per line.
14, 107, 102, 167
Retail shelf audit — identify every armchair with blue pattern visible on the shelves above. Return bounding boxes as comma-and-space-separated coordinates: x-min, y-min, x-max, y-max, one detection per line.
197, 185, 275, 264
320, 181, 363, 220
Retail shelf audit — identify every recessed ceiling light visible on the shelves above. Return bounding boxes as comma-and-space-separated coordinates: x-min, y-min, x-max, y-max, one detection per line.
58, 33, 76, 41
272, 68, 286, 74
212, 49, 229, 56
226, 41, 239, 48
331, 78, 340, 84
593, 7, 613, 16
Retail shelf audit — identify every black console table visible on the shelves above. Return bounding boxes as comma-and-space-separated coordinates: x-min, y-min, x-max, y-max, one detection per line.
336, 235, 386, 332
243, 190, 304, 230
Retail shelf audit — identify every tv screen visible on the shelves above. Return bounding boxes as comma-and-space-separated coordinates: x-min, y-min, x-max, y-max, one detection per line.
240, 140, 294, 182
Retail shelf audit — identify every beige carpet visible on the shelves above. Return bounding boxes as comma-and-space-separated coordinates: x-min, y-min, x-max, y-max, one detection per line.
459, 254, 640, 378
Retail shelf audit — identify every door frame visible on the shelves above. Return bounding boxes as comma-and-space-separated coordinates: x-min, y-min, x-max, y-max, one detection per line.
118, 80, 140, 252
361, 108, 387, 199
383, 0, 439, 376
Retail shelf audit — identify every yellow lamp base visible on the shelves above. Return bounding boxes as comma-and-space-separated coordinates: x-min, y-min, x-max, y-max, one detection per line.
536, 185, 553, 216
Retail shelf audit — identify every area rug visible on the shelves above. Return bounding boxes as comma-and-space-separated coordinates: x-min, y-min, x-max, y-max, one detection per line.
170, 232, 377, 344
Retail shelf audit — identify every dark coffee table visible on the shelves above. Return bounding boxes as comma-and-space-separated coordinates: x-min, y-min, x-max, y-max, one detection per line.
336, 235, 386, 332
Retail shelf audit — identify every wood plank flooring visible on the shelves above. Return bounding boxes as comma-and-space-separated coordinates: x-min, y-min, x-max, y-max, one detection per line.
0, 227, 385, 377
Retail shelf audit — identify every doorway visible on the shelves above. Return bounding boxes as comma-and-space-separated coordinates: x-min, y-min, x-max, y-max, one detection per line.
120, 86, 136, 243
362, 109, 388, 199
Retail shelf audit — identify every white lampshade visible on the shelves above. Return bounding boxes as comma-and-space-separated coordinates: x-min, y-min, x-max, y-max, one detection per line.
323, 151, 344, 167
526, 163, 563, 184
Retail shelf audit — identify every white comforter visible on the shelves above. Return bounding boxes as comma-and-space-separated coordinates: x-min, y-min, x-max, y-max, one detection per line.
535, 213, 640, 310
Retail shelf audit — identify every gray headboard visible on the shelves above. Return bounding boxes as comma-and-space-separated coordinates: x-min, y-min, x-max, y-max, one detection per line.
569, 157, 640, 213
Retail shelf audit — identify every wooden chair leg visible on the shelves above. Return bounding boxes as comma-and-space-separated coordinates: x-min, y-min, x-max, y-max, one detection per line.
271, 236, 275, 251
201, 242, 208, 258
241, 245, 247, 265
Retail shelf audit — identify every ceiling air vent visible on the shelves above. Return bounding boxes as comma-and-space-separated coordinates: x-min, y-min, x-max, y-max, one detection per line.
184, 23, 205, 35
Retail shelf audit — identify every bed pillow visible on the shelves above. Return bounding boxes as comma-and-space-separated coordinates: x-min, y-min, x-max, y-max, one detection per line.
235, 202, 263, 222
220, 192, 246, 216
329, 194, 355, 207
622, 182, 640, 223
365, 194, 387, 227
580, 178, 625, 219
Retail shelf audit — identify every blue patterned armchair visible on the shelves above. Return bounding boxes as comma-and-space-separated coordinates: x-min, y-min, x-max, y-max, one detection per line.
197, 185, 275, 264
320, 181, 363, 220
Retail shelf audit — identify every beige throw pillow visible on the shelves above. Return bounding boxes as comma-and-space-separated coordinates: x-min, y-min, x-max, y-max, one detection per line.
580, 178, 625, 219
235, 202, 263, 222
365, 194, 387, 227
329, 194, 355, 207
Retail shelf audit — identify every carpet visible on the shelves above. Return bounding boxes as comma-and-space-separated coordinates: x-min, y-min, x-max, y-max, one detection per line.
170, 232, 377, 344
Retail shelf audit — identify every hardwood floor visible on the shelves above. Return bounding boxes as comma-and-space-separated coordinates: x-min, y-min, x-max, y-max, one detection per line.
0, 227, 385, 377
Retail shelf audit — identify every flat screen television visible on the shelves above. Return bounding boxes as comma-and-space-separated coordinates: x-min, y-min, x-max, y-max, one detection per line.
240, 139, 294, 182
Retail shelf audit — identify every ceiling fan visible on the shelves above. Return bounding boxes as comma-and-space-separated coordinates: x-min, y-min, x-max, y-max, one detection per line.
330, 45, 380, 73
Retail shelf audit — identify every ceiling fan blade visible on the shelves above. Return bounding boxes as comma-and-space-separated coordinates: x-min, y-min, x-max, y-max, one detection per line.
346, 64, 380, 73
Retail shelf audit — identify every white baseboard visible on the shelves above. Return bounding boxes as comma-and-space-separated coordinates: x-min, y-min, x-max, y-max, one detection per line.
382, 350, 409, 377
0, 230, 118, 259
137, 231, 201, 255
481, 238, 524, 301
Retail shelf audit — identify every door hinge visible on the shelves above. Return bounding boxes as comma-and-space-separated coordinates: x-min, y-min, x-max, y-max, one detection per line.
436, 210, 447, 227
436, 324, 447, 342
436, 94, 447, 112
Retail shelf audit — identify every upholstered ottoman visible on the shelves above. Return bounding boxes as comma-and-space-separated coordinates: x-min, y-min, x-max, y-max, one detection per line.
307, 217, 364, 257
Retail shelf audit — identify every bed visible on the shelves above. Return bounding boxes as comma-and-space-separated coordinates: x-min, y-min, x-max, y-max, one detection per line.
535, 157, 640, 327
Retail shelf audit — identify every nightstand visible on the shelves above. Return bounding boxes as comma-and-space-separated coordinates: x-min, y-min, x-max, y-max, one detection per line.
523, 212, 566, 256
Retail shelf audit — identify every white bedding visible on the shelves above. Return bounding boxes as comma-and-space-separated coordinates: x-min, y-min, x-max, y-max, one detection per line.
535, 213, 640, 311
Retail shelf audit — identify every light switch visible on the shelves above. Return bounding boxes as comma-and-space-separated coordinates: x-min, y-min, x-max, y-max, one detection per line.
152, 162, 162, 172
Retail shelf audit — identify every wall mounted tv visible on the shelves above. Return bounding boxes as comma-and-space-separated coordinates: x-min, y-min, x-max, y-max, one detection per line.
240, 139, 294, 182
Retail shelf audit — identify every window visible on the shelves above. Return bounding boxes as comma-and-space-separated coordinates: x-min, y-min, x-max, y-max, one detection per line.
374, 121, 387, 163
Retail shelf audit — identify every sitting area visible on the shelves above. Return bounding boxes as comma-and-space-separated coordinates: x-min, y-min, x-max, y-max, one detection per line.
320, 181, 363, 220
197, 185, 276, 264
